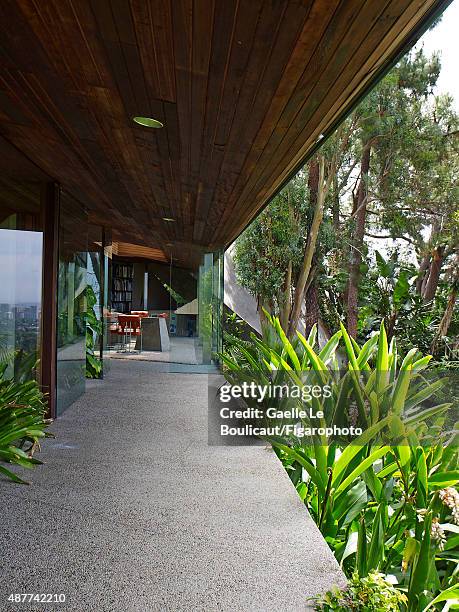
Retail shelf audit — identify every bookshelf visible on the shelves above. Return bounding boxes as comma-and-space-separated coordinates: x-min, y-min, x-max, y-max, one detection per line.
111, 262, 133, 313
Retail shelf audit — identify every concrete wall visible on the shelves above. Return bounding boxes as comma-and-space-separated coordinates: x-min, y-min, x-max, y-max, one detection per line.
224, 247, 332, 346
224, 248, 261, 333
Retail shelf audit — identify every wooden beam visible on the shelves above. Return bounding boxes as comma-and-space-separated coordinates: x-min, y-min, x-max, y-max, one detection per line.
40, 182, 59, 419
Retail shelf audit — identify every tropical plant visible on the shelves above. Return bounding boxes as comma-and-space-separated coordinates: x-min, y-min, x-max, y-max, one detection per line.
85, 285, 102, 379
221, 315, 459, 610
315, 571, 408, 611
0, 362, 50, 484
348, 250, 459, 362
0, 335, 14, 364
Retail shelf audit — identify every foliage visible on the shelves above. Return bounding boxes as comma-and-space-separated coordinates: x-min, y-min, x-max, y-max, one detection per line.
342, 250, 459, 360
315, 572, 408, 611
0, 361, 50, 484
221, 315, 459, 610
0, 345, 40, 383
85, 285, 102, 379
233, 173, 311, 313
0, 335, 14, 364
158, 277, 187, 306
223, 310, 255, 353
233, 46, 459, 363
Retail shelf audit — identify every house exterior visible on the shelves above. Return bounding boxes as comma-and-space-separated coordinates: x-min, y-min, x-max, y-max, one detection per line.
0, 0, 449, 417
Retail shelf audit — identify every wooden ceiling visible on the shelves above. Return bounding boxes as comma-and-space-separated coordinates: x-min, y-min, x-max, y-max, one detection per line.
0, 0, 449, 267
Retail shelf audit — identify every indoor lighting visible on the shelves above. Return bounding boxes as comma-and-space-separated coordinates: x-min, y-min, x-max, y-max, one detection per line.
133, 116, 164, 128
162, 217, 175, 222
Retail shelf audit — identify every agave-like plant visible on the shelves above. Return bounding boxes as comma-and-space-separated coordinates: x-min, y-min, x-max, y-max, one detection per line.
221, 314, 459, 611
0, 362, 51, 484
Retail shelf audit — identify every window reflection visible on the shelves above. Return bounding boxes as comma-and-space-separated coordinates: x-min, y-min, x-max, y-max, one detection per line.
56, 193, 87, 414
0, 181, 43, 382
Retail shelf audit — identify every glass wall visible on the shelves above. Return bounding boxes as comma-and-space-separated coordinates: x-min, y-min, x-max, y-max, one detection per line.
102, 234, 112, 368
212, 251, 224, 359
197, 251, 224, 365
56, 193, 87, 414
86, 226, 103, 379
0, 180, 43, 381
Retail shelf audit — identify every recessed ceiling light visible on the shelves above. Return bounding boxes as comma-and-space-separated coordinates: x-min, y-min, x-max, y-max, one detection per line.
133, 116, 164, 128
162, 217, 175, 222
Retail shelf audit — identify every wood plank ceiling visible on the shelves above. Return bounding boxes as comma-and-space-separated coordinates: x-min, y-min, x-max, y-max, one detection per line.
0, 0, 448, 268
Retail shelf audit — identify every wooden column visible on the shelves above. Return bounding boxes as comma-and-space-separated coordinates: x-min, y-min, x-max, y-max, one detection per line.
40, 183, 60, 418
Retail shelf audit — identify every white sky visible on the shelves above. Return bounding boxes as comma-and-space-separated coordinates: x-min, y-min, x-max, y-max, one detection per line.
0, 230, 42, 304
416, 0, 459, 111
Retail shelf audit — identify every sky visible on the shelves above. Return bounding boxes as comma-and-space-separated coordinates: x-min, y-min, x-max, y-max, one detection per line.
0, 230, 42, 305
416, 0, 459, 111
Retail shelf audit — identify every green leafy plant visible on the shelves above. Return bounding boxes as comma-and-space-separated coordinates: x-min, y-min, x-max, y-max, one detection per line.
315, 571, 408, 611
221, 315, 459, 610
0, 336, 15, 364
85, 285, 102, 379
0, 362, 50, 484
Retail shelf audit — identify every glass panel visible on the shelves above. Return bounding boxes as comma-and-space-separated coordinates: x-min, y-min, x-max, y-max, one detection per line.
87, 225, 103, 379
198, 254, 213, 364
56, 194, 87, 414
196, 251, 223, 365
102, 236, 112, 365
212, 250, 224, 359
0, 180, 43, 382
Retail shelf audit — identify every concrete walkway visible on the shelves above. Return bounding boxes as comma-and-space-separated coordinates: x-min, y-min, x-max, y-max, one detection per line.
106, 337, 200, 365
0, 361, 345, 611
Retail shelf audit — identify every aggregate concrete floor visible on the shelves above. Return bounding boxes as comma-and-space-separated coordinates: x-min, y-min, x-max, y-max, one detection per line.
0, 360, 345, 612
106, 337, 200, 365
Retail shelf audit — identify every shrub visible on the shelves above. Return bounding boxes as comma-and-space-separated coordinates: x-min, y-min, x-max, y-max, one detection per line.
220, 314, 459, 610
0, 362, 50, 484
315, 572, 407, 611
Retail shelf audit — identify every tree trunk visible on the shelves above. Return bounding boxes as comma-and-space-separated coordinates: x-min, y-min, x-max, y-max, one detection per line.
431, 287, 457, 353
430, 253, 459, 352
280, 260, 292, 332
346, 142, 371, 338
422, 246, 444, 302
415, 253, 431, 294
416, 220, 440, 294
257, 297, 271, 330
304, 281, 320, 335
332, 174, 340, 232
288, 157, 323, 337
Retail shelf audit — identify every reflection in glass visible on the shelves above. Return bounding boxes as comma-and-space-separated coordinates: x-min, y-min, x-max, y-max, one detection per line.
56, 194, 87, 414
102, 238, 112, 366
197, 251, 223, 365
86, 226, 103, 378
0, 181, 43, 382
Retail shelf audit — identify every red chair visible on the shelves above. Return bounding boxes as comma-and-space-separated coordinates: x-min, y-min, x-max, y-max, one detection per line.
116, 314, 142, 353
131, 310, 149, 318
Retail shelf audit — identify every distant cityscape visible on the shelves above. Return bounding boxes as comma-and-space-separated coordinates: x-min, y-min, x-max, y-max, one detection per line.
0, 303, 41, 353
0, 302, 41, 321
